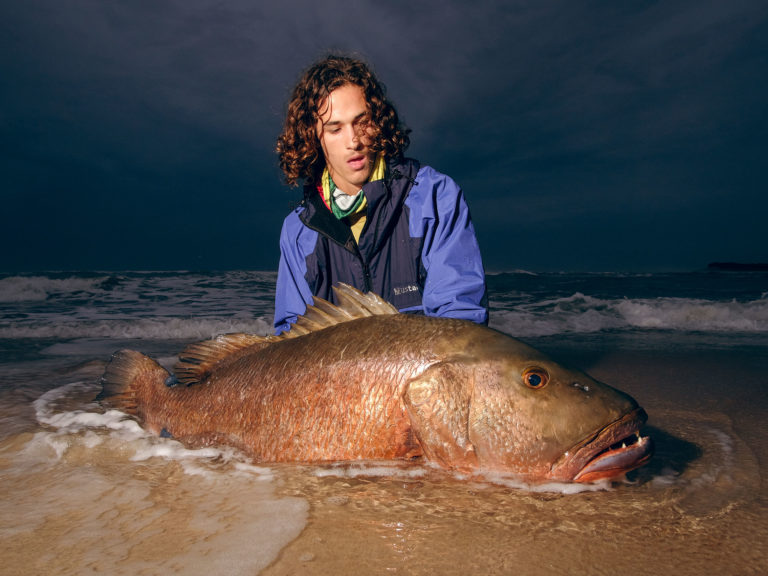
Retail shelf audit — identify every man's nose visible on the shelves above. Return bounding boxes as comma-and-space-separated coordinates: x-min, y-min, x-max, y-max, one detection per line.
346, 126, 362, 148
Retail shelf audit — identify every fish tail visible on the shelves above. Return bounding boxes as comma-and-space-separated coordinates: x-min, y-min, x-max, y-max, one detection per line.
97, 349, 170, 421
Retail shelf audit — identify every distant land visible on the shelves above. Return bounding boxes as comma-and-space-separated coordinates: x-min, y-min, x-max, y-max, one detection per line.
707, 262, 768, 271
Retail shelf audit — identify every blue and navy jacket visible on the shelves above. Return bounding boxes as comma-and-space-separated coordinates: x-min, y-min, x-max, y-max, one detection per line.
274, 157, 488, 333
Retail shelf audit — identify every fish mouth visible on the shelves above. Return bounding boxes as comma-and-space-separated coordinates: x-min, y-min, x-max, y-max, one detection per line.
555, 408, 654, 483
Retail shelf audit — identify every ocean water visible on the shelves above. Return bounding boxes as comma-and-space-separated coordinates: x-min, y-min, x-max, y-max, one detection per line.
3, 269, 766, 346
1, 270, 767, 575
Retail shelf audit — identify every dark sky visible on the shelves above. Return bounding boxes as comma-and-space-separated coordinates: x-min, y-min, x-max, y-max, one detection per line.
2, 0, 767, 273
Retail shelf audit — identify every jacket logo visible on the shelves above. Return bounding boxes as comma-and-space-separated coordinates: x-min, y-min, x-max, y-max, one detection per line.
393, 284, 420, 296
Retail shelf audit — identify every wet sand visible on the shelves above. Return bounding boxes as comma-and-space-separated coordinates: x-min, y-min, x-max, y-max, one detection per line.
1, 341, 767, 575
261, 343, 768, 575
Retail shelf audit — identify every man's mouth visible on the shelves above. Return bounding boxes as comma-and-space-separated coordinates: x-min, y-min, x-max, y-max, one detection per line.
347, 155, 368, 171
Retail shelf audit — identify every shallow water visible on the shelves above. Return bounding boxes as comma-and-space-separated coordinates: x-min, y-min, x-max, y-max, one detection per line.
263, 342, 768, 576
2, 270, 767, 574
2, 336, 767, 576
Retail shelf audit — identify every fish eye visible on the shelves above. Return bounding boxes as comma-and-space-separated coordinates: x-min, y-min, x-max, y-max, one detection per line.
523, 368, 549, 389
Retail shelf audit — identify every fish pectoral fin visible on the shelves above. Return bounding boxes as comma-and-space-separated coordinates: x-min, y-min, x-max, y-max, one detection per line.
403, 362, 478, 469
173, 333, 272, 385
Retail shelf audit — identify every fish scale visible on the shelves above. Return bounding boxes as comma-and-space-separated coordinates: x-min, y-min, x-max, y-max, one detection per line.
99, 284, 652, 483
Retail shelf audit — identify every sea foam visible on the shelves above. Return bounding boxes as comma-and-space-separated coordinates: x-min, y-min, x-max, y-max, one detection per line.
8, 382, 308, 576
490, 293, 768, 337
3, 270, 767, 344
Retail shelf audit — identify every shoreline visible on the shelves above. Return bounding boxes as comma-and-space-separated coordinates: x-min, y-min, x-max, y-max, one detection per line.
2, 337, 767, 575
261, 341, 768, 575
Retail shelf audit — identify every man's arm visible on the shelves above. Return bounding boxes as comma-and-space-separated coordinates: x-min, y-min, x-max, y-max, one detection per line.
409, 166, 488, 324
274, 212, 316, 334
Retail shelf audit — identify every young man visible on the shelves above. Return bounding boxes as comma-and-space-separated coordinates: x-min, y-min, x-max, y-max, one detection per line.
274, 54, 487, 334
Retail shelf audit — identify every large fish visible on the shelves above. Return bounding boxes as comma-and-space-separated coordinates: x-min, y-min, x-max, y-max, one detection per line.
99, 284, 652, 483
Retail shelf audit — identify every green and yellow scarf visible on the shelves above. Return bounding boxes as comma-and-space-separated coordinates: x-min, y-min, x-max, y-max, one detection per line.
320, 154, 386, 243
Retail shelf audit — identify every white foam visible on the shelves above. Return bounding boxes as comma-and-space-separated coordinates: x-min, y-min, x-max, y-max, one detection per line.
311, 460, 615, 494
0, 270, 278, 340
9, 381, 310, 575
481, 471, 614, 494
7, 439, 308, 576
0, 274, 110, 302
4, 316, 274, 340
4, 271, 767, 342
32, 382, 269, 481
649, 466, 681, 488
313, 461, 430, 479
490, 293, 768, 337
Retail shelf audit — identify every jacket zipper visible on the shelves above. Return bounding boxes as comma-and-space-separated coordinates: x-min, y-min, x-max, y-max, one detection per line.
301, 167, 418, 295
301, 205, 372, 292
359, 254, 372, 292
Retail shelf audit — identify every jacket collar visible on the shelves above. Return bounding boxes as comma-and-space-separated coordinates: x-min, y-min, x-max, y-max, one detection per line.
299, 157, 421, 254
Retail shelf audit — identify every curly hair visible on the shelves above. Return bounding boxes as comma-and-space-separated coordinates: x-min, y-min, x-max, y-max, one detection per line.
276, 54, 410, 187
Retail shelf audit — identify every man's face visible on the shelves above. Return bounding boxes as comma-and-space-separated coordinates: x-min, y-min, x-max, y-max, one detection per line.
316, 83, 376, 195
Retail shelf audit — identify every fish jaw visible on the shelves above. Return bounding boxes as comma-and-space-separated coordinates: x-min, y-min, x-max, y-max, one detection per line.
550, 408, 654, 483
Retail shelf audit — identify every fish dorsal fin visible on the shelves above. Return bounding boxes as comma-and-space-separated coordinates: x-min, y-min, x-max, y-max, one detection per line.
279, 283, 398, 340
173, 332, 274, 385
173, 284, 399, 383
334, 282, 399, 315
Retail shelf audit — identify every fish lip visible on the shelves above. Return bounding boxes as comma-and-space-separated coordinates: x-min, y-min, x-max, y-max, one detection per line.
552, 408, 653, 483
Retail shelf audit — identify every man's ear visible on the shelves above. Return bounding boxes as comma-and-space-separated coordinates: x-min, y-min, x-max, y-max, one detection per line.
403, 362, 478, 469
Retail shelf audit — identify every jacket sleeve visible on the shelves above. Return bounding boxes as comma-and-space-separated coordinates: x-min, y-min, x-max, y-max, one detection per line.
407, 166, 488, 324
274, 210, 317, 334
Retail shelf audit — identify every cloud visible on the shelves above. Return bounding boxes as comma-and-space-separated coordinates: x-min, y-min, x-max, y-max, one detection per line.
1, 0, 767, 271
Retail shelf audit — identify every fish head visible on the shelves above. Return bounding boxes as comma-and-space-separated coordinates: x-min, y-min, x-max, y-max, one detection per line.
462, 335, 653, 483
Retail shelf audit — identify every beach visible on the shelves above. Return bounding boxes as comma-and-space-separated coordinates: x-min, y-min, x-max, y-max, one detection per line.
1, 271, 767, 575
256, 343, 768, 576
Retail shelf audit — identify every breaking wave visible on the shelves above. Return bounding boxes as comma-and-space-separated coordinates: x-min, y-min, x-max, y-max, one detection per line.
0, 274, 113, 303
2, 270, 767, 341
489, 293, 768, 337
3, 316, 274, 340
